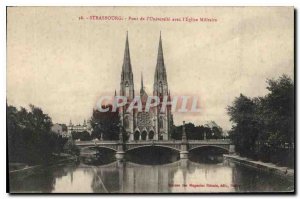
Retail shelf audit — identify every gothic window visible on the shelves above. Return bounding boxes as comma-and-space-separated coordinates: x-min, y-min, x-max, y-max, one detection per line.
159, 81, 163, 94
148, 131, 154, 140
159, 116, 163, 128
159, 134, 163, 140
141, 131, 147, 140
124, 116, 129, 129
125, 81, 129, 96
123, 132, 129, 142
134, 131, 140, 141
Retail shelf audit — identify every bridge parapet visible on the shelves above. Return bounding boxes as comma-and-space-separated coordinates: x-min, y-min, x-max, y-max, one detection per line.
75, 139, 231, 145
75, 139, 234, 155
125, 141, 181, 151
125, 140, 182, 144
188, 139, 231, 144
76, 140, 119, 151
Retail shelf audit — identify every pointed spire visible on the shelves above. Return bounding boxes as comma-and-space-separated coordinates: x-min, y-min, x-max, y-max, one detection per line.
140, 72, 145, 94
157, 31, 164, 67
124, 31, 130, 67
121, 31, 133, 81
167, 89, 171, 102
182, 121, 187, 142
141, 72, 144, 88
155, 31, 167, 82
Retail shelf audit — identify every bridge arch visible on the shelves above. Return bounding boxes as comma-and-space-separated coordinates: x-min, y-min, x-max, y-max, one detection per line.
80, 145, 118, 152
126, 144, 181, 152
188, 145, 229, 153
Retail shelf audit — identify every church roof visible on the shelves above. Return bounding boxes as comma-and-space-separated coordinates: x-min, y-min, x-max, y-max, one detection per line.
140, 73, 149, 103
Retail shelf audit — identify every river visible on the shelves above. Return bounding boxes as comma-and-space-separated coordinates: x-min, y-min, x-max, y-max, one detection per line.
9, 156, 294, 193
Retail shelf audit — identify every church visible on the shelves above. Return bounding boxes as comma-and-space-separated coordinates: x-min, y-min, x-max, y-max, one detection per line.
117, 32, 173, 141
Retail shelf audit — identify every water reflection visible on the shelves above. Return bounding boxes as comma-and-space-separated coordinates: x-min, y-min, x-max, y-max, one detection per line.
10, 159, 293, 193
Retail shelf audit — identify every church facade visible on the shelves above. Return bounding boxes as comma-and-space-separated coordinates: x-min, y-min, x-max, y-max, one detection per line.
117, 33, 173, 141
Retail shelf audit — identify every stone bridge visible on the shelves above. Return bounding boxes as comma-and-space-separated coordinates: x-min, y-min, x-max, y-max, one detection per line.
75, 121, 235, 161
75, 139, 235, 160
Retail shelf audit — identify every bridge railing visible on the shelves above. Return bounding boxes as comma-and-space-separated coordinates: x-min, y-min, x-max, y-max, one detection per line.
188, 139, 231, 143
75, 139, 231, 145
75, 140, 117, 143
75, 140, 118, 145
125, 140, 182, 144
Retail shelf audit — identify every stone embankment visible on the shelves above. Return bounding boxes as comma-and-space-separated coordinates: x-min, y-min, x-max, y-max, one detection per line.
224, 154, 294, 181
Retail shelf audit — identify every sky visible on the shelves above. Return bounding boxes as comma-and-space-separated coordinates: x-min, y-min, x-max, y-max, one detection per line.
7, 7, 294, 130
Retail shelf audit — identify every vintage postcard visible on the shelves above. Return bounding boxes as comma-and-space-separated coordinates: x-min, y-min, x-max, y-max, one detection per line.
7, 6, 294, 193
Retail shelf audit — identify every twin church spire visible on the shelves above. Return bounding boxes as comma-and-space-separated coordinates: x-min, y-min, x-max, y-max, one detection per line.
154, 32, 167, 83
140, 72, 145, 95
118, 32, 173, 141
120, 32, 169, 97
121, 32, 133, 82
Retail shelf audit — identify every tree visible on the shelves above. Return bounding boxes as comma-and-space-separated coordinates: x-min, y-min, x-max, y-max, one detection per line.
72, 131, 92, 141
211, 126, 223, 139
90, 105, 120, 140
170, 122, 223, 140
263, 75, 294, 145
227, 94, 260, 158
7, 104, 68, 165
7, 105, 23, 162
260, 75, 294, 164
227, 75, 294, 167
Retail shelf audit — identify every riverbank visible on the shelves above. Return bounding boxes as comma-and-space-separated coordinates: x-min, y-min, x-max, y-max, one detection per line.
9, 155, 78, 178
224, 154, 294, 181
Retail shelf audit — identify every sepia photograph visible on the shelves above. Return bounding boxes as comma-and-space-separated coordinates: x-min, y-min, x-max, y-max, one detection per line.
6, 6, 294, 193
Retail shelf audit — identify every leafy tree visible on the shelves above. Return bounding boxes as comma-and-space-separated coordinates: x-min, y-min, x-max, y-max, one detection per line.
7, 105, 24, 162
227, 94, 260, 157
171, 122, 223, 140
90, 105, 120, 140
227, 75, 294, 167
263, 75, 294, 145
7, 104, 69, 165
260, 75, 294, 164
211, 126, 223, 139
72, 131, 92, 141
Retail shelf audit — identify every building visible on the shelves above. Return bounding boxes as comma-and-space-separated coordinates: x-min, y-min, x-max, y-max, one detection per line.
67, 120, 91, 135
117, 32, 173, 141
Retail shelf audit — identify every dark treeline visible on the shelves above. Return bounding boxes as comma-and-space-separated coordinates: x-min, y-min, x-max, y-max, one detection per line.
90, 105, 121, 140
72, 131, 91, 141
171, 122, 224, 140
70, 105, 129, 142
227, 75, 294, 167
7, 104, 78, 165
